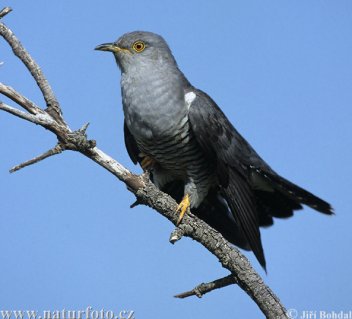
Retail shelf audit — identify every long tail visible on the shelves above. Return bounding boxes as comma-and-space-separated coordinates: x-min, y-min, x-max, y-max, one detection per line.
221, 168, 333, 271
257, 169, 334, 215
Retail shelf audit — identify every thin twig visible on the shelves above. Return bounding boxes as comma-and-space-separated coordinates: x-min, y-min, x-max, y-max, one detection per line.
175, 275, 238, 299
0, 7, 12, 19
0, 82, 44, 114
130, 198, 143, 208
0, 101, 53, 125
10, 144, 64, 173
0, 11, 65, 126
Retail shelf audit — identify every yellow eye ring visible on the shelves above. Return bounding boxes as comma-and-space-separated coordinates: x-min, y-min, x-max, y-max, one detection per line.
132, 41, 146, 53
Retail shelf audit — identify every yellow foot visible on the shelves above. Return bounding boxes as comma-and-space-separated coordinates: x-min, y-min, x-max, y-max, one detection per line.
176, 194, 191, 225
140, 155, 156, 171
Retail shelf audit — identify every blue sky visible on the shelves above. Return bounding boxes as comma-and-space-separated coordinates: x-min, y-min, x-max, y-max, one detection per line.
1, 1, 351, 318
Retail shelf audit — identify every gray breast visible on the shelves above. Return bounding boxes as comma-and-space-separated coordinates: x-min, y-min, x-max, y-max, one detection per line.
122, 67, 214, 186
121, 66, 188, 141
135, 118, 200, 173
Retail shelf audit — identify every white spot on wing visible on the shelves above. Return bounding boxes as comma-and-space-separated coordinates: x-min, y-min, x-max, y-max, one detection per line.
185, 91, 196, 109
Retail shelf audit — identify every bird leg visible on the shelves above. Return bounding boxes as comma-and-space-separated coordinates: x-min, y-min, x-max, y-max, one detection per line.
140, 155, 156, 171
176, 194, 190, 225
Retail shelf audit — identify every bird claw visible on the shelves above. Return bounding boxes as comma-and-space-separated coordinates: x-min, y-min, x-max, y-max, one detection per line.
176, 194, 190, 225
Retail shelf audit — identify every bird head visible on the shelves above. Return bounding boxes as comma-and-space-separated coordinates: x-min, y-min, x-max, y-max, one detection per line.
95, 31, 177, 73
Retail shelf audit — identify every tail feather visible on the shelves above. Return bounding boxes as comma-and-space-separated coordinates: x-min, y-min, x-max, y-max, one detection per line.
222, 170, 267, 270
194, 190, 250, 251
258, 169, 334, 215
255, 190, 303, 227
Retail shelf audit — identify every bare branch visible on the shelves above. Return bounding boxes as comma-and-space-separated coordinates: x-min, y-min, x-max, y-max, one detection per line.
0, 101, 54, 126
0, 7, 12, 19
175, 275, 237, 299
133, 181, 288, 318
0, 82, 43, 114
10, 144, 64, 173
0, 12, 65, 126
84, 147, 142, 189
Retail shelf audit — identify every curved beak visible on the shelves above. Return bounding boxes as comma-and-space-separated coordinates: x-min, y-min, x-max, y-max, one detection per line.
95, 43, 116, 52
95, 43, 130, 54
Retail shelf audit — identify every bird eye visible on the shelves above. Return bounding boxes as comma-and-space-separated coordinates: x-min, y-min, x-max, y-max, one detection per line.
132, 41, 146, 53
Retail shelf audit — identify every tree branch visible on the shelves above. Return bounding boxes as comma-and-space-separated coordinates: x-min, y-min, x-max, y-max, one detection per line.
0, 8, 289, 319
0, 82, 43, 115
10, 143, 64, 173
174, 275, 237, 299
0, 7, 12, 19
0, 101, 54, 125
0, 10, 65, 126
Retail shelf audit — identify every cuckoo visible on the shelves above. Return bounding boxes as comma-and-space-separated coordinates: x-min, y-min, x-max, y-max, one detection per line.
95, 31, 333, 270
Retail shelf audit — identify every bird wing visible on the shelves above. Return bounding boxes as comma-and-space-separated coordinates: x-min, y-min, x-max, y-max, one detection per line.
188, 89, 268, 269
188, 89, 333, 269
124, 121, 140, 165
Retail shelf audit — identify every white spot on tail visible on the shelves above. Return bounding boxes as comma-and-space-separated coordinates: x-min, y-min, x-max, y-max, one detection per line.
185, 91, 196, 109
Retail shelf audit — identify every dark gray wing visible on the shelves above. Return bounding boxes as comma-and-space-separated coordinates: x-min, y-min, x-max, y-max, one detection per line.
188, 89, 267, 269
124, 121, 139, 165
188, 89, 333, 270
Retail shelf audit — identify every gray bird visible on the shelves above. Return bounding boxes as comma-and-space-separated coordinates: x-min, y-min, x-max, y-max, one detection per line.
95, 31, 333, 270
